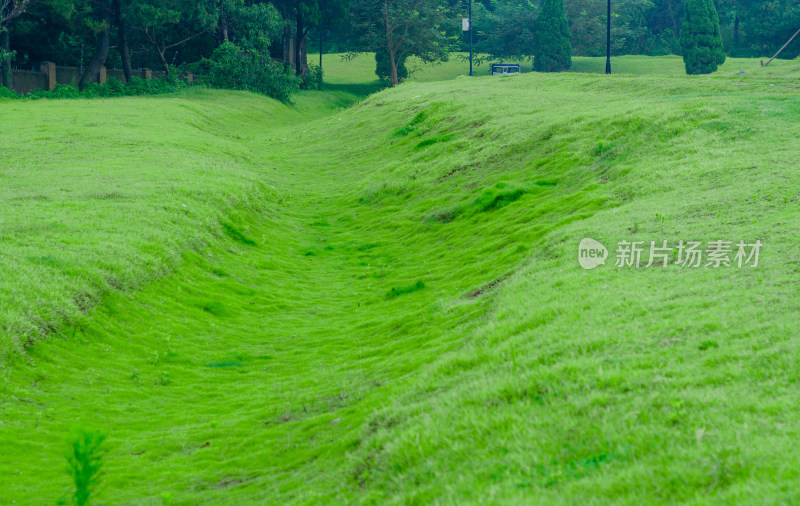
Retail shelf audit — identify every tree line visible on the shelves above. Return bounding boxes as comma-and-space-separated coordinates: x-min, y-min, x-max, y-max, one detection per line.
2, 0, 799, 93
472, 0, 800, 62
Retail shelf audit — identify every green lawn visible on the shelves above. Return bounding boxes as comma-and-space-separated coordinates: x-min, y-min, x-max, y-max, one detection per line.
2, 59, 800, 504
316, 51, 800, 85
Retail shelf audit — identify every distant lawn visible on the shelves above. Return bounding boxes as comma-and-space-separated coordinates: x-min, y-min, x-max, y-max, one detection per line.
315, 51, 800, 87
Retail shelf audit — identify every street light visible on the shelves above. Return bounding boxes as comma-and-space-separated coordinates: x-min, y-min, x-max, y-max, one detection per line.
605, 0, 611, 74
469, 0, 474, 76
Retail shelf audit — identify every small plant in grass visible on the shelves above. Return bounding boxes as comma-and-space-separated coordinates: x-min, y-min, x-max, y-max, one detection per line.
65, 428, 106, 506
386, 280, 425, 299
155, 371, 171, 386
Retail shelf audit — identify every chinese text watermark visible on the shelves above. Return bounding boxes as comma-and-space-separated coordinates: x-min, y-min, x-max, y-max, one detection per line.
579, 239, 762, 270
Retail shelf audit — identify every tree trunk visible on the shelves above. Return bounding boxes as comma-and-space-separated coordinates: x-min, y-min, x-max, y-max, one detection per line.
298, 35, 307, 74
1, 24, 11, 90
295, 11, 304, 75
158, 48, 169, 74
733, 14, 740, 47
283, 24, 291, 63
79, 27, 110, 89
218, 0, 229, 42
389, 49, 398, 86
666, 0, 678, 38
115, 1, 132, 82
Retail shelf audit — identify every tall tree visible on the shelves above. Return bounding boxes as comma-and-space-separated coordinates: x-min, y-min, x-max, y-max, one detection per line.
352, 0, 452, 86
274, 0, 347, 75
133, 0, 217, 74
114, 0, 132, 81
1, 0, 31, 88
534, 0, 571, 71
473, 0, 537, 61
679, 0, 725, 74
218, 0, 282, 54
78, 0, 112, 88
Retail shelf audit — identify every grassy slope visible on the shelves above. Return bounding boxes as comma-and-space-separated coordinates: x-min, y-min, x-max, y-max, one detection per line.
0, 88, 359, 363
2, 58, 800, 504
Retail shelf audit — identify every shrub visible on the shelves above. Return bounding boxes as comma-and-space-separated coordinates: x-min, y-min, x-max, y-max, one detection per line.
680, 0, 726, 75
105, 77, 126, 96
1, 76, 189, 100
0, 85, 19, 99
301, 64, 324, 90
375, 48, 408, 83
200, 41, 299, 102
123, 76, 152, 96
50, 84, 81, 99
533, 0, 572, 72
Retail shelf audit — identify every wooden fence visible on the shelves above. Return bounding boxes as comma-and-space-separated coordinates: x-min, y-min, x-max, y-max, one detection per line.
9, 62, 193, 94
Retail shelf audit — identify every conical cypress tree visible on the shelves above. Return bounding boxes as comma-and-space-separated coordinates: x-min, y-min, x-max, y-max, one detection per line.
680, 0, 726, 75
533, 0, 572, 72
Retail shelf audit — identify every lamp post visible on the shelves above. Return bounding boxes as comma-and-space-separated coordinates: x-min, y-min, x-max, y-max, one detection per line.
469, 0, 474, 76
605, 0, 611, 74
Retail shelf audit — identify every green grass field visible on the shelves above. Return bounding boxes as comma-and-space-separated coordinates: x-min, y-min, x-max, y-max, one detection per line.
316, 51, 800, 85
2, 56, 800, 504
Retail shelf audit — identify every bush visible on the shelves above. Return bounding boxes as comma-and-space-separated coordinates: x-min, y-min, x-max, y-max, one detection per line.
300, 64, 324, 90
0, 85, 18, 99
1, 75, 190, 100
105, 77, 126, 96
375, 48, 408, 83
200, 41, 299, 102
50, 84, 82, 99
680, 0, 726, 75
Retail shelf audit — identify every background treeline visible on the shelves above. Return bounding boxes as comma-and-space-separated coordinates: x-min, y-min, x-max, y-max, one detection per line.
469, 0, 800, 60
2, 0, 799, 96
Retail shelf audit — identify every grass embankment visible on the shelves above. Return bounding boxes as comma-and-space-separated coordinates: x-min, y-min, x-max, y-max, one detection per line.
0, 88, 359, 363
2, 60, 800, 504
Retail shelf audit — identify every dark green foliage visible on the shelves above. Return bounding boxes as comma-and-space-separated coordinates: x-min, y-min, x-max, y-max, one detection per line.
680, 0, 726, 75
386, 280, 425, 299
66, 429, 105, 506
0, 85, 17, 99
199, 41, 299, 102
208, 360, 245, 367
415, 134, 453, 149
427, 183, 529, 224
5, 77, 189, 100
427, 206, 461, 224
533, 0, 572, 72
472, 1, 537, 61
375, 48, 408, 83
393, 110, 433, 136
471, 184, 527, 213
300, 64, 324, 90
222, 222, 257, 246
352, 0, 452, 85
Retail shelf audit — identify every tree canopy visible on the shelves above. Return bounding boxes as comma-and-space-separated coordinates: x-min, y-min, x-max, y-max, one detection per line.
2, 0, 800, 87
680, 0, 725, 74
533, 0, 571, 72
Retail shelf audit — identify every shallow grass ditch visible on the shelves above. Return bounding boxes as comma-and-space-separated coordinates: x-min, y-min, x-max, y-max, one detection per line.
2, 59, 800, 504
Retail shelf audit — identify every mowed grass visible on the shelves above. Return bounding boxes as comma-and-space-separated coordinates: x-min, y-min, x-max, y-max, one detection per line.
2, 59, 800, 504
316, 51, 800, 86
0, 88, 360, 363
